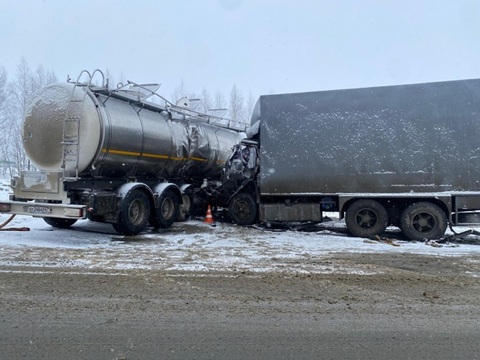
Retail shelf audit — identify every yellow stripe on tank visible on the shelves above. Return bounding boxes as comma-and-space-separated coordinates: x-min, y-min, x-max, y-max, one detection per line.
101, 148, 208, 162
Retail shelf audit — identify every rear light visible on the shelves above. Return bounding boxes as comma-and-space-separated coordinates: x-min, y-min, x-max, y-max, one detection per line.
64, 208, 83, 217
0, 203, 11, 212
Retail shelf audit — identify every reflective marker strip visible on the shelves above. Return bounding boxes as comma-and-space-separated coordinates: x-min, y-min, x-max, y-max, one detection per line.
101, 148, 208, 162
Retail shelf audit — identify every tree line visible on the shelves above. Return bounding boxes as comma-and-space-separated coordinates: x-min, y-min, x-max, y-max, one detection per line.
0, 59, 255, 177
0, 59, 57, 177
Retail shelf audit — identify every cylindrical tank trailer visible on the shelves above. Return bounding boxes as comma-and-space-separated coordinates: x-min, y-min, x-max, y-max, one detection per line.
4, 70, 245, 234
24, 82, 243, 181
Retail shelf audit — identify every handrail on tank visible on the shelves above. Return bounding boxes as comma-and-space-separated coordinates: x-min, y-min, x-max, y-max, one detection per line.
124, 80, 247, 132
69, 69, 106, 89
91, 69, 106, 88
72, 70, 91, 86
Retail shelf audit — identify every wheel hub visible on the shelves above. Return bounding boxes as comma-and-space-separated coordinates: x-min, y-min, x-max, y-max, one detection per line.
418, 217, 429, 227
357, 210, 376, 228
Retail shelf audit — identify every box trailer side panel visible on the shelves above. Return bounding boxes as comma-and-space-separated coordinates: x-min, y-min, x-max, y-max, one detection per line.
257, 79, 480, 195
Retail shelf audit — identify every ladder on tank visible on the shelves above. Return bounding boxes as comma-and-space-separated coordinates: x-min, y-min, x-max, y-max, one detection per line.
61, 70, 105, 180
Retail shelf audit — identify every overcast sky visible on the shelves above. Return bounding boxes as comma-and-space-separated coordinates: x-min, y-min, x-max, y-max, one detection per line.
1, 0, 480, 100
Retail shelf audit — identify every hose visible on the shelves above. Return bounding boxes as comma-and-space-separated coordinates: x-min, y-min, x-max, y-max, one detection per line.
0, 214, 30, 231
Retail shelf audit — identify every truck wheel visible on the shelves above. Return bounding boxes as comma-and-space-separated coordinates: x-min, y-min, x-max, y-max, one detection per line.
113, 189, 150, 235
177, 194, 191, 222
229, 193, 257, 225
399, 202, 447, 241
345, 199, 388, 238
44, 217, 77, 229
150, 189, 179, 229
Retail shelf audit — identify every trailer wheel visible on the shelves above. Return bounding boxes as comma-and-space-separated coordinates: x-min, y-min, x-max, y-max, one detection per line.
229, 192, 257, 225
150, 189, 179, 229
113, 189, 150, 235
177, 193, 191, 222
345, 199, 388, 238
44, 217, 77, 229
399, 202, 447, 241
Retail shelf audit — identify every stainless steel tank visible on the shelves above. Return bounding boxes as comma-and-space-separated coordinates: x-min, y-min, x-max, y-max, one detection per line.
23, 83, 244, 180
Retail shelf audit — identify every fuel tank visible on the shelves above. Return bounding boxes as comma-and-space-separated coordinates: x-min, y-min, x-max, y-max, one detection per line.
23, 82, 245, 180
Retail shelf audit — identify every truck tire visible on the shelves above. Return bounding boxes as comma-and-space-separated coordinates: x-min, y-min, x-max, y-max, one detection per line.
229, 192, 257, 225
44, 217, 77, 229
177, 193, 191, 222
399, 202, 447, 241
150, 188, 179, 229
113, 189, 150, 235
345, 199, 388, 238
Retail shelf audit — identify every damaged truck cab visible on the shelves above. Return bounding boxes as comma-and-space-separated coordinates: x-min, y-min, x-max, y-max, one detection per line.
222, 140, 260, 225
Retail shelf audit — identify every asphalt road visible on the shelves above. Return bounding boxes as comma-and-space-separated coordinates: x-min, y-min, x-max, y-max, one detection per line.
1, 254, 480, 360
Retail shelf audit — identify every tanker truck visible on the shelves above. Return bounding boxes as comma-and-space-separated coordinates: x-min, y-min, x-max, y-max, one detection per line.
221, 78, 480, 240
0, 70, 245, 235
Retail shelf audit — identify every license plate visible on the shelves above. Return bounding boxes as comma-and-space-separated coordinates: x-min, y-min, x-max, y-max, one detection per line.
25, 206, 52, 214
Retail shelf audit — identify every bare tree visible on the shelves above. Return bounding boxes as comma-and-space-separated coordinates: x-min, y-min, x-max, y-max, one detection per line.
214, 90, 226, 109
229, 84, 245, 124
0, 66, 9, 176
171, 79, 188, 104
245, 91, 256, 125
200, 88, 212, 113
5, 59, 57, 176
0, 66, 7, 127
13, 58, 35, 118
5, 58, 32, 176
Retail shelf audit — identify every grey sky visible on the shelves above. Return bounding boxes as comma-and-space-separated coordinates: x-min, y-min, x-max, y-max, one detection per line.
1, 0, 480, 100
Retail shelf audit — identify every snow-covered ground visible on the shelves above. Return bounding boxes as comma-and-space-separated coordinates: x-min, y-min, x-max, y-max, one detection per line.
1, 178, 480, 274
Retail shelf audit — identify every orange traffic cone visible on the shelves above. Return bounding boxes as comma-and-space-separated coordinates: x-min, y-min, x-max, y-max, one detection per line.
204, 205, 215, 225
